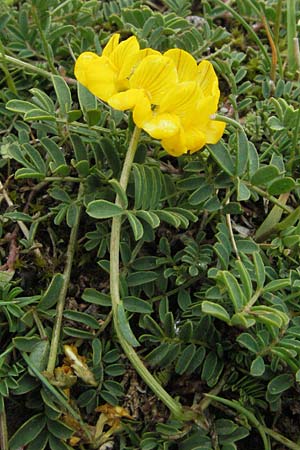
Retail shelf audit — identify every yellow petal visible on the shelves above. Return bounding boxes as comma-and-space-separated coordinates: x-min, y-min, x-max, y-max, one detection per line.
142, 113, 180, 139
74, 52, 117, 101
129, 55, 178, 104
102, 34, 120, 58
110, 36, 140, 78
181, 95, 216, 128
159, 82, 200, 118
138, 48, 161, 59
184, 125, 207, 153
205, 120, 226, 144
108, 88, 145, 111
164, 48, 198, 82
161, 129, 187, 156
132, 93, 153, 128
197, 61, 219, 97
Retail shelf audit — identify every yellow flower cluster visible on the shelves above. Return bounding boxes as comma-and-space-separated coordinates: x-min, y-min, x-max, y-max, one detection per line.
75, 34, 226, 156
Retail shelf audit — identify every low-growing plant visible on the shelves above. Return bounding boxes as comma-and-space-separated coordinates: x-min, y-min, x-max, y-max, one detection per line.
0, 1, 300, 449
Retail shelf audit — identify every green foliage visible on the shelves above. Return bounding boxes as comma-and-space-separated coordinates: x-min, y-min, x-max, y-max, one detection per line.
0, 0, 300, 449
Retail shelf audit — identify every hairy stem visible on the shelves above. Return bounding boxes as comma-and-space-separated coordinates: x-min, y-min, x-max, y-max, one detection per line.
46, 182, 84, 374
110, 127, 192, 420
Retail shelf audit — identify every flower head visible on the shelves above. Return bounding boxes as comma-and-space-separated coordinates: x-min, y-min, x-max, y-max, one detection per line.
135, 56, 226, 156
74, 34, 140, 101
74, 35, 226, 156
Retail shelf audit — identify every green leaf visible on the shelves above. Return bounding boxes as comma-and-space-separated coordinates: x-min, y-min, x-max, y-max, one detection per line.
48, 435, 71, 450
208, 141, 235, 175
127, 271, 158, 287
109, 179, 128, 209
235, 130, 249, 176
250, 356, 265, 376
86, 200, 123, 219
143, 315, 164, 337
237, 333, 259, 353
155, 210, 181, 228
133, 163, 144, 210
220, 271, 247, 312
9, 414, 46, 450
30, 88, 55, 112
276, 205, 300, 231
136, 210, 160, 228
24, 108, 55, 121
251, 306, 286, 328
14, 168, 44, 180
26, 430, 48, 450
52, 74, 72, 114
81, 289, 109, 307
263, 278, 290, 292
63, 310, 100, 329
63, 327, 95, 339
50, 188, 71, 203
4, 211, 33, 222
6, 99, 37, 113
40, 137, 67, 174
66, 203, 79, 228
175, 344, 196, 375
202, 301, 230, 323
268, 177, 295, 195
178, 320, 193, 342
100, 137, 121, 177
201, 351, 218, 382
47, 419, 74, 439
22, 143, 46, 173
248, 142, 259, 176
123, 296, 152, 313
13, 336, 41, 352
188, 184, 213, 205
253, 252, 265, 289
29, 341, 50, 372
70, 134, 88, 162
267, 116, 284, 130
235, 260, 252, 301
267, 374, 294, 395
127, 212, 144, 240
251, 165, 280, 186
177, 289, 191, 311
236, 178, 251, 201
144, 343, 173, 366
254, 194, 289, 242
77, 82, 97, 112
117, 302, 140, 347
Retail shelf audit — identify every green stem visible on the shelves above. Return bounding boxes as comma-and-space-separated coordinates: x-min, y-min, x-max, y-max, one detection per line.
0, 399, 8, 450
110, 127, 191, 420
245, 182, 293, 213
46, 182, 84, 374
22, 352, 92, 441
32, 6, 57, 74
264, 427, 300, 450
274, 0, 283, 50
214, 114, 244, 132
292, 106, 300, 157
206, 394, 271, 450
32, 310, 47, 338
1, 54, 52, 79
0, 40, 17, 94
287, 0, 297, 73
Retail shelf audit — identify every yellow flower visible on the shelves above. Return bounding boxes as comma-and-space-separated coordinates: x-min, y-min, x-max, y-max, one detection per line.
108, 54, 178, 125
74, 34, 140, 102
133, 50, 226, 156
75, 36, 225, 156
